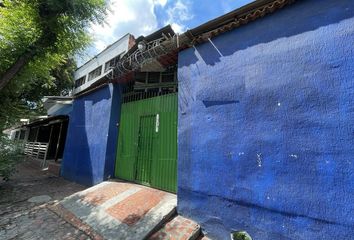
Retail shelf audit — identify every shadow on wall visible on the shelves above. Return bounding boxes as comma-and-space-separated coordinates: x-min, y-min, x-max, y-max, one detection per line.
61, 86, 113, 186
177, 0, 354, 239
104, 85, 122, 182
180, 0, 354, 67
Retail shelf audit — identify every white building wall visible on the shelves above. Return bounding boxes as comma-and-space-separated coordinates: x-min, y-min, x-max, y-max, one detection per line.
73, 34, 132, 94
9, 130, 16, 140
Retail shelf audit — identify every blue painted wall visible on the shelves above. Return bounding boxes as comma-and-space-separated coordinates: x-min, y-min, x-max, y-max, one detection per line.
61, 84, 122, 186
177, 0, 354, 239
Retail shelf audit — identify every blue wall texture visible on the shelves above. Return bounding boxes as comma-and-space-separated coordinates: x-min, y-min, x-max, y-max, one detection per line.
61, 84, 122, 186
177, 0, 354, 239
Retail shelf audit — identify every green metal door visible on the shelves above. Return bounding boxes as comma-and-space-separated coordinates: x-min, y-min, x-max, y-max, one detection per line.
135, 115, 156, 184
115, 93, 177, 192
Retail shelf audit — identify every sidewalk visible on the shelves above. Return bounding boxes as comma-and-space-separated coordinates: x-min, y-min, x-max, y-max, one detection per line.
0, 160, 204, 240
0, 161, 90, 240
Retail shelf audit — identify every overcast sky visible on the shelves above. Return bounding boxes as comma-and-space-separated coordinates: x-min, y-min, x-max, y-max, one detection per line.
79, 0, 254, 65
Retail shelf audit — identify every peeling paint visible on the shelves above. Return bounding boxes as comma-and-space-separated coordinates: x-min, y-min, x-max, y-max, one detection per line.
257, 153, 262, 167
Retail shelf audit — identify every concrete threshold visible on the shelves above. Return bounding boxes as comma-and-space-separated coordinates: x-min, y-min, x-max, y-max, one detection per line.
48, 180, 177, 240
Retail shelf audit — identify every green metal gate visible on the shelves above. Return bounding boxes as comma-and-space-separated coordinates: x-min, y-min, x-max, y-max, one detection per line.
135, 115, 155, 184
115, 93, 177, 192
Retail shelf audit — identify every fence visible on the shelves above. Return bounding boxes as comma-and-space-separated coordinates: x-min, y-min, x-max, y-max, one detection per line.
24, 142, 49, 168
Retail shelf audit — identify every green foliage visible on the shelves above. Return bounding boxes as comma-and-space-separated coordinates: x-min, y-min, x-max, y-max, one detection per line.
0, 135, 24, 181
231, 231, 253, 240
0, 1, 40, 71
0, 58, 76, 129
0, 0, 107, 130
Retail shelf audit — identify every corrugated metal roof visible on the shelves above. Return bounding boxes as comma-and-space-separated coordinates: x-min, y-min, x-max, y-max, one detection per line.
25, 115, 68, 128
188, 0, 296, 44
108, 0, 296, 84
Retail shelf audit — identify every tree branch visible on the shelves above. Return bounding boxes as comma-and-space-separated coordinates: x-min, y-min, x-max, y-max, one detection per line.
0, 51, 35, 91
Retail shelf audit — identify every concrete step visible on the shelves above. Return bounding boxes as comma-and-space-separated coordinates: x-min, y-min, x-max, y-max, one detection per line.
197, 236, 211, 240
48, 180, 177, 240
147, 215, 201, 240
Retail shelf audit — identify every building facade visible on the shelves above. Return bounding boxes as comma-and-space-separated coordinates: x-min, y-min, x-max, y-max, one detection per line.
73, 34, 134, 94
47, 0, 354, 239
61, 28, 179, 189
177, 0, 354, 239
60, 34, 133, 185
61, 84, 122, 185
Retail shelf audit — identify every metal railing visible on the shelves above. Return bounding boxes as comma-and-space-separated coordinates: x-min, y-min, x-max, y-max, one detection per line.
24, 142, 49, 168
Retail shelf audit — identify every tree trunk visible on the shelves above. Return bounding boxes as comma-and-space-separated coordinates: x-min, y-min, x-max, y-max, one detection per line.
0, 50, 35, 91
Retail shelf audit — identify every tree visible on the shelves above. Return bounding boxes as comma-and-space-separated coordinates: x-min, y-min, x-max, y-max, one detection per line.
0, 135, 23, 181
0, 0, 107, 90
0, 0, 107, 129
0, 0, 108, 179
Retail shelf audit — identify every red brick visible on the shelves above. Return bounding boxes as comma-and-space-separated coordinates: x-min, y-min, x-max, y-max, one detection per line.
181, 233, 191, 240
186, 227, 195, 234
106, 188, 165, 226
149, 231, 168, 240
82, 182, 131, 206
148, 215, 200, 240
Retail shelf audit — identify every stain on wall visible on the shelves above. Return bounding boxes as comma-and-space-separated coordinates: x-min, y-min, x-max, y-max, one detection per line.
61, 84, 122, 186
177, 0, 354, 239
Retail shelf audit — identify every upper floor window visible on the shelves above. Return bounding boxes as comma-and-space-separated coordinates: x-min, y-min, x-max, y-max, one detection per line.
75, 76, 86, 88
161, 71, 175, 83
88, 66, 102, 81
105, 56, 120, 73
147, 72, 160, 83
